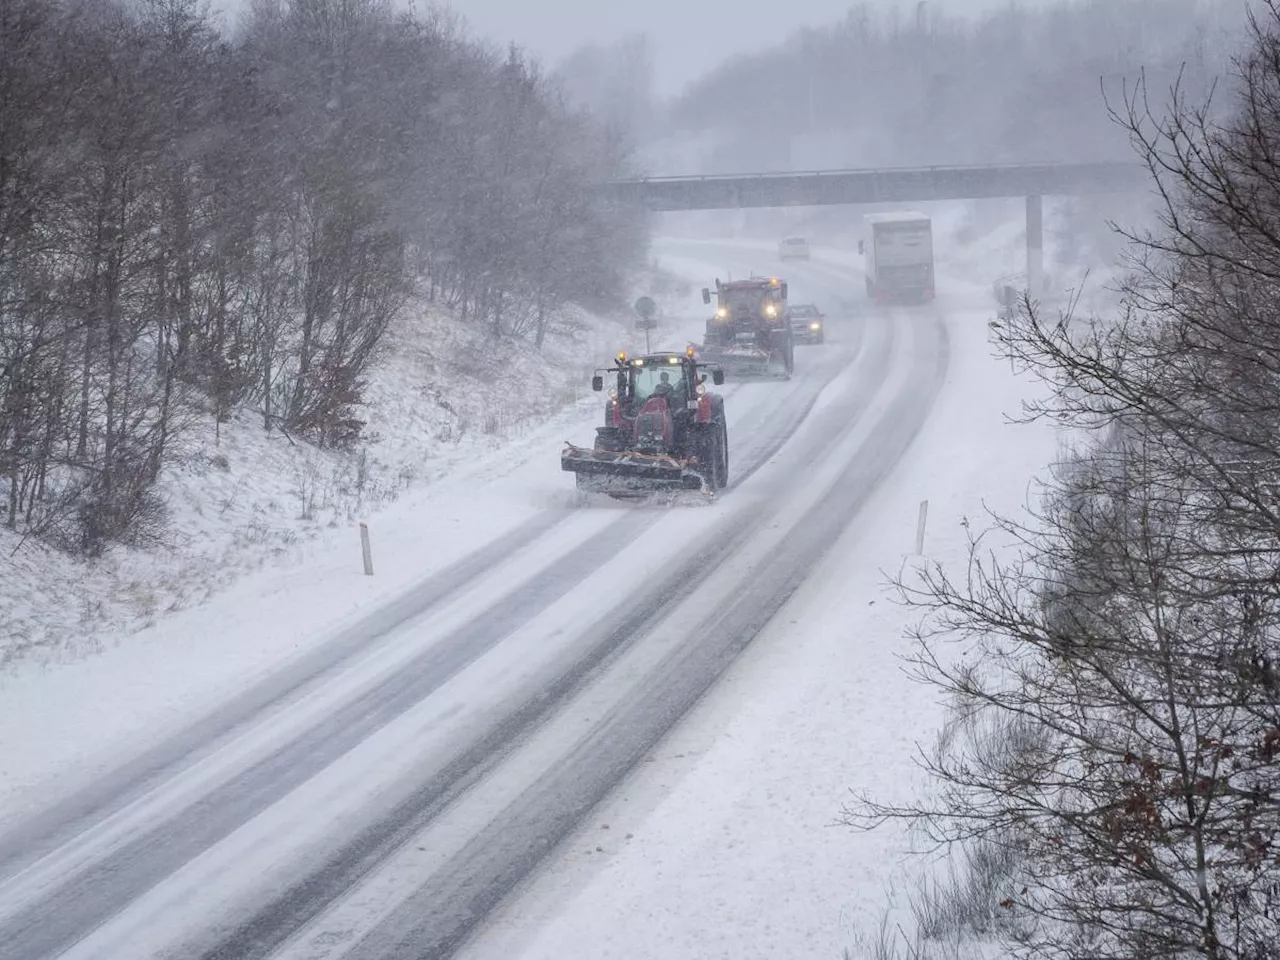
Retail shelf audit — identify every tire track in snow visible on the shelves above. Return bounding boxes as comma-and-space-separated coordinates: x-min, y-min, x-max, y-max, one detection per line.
0, 316, 863, 960
0, 508, 571, 886
342, 311, 949, 960
200, 311, 922, 960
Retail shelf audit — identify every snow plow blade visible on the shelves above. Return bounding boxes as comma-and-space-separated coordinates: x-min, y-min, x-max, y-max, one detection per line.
561, 443, 709, 492
697, 344, 787, 379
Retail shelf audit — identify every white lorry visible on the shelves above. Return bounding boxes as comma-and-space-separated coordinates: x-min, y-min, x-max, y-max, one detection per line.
859, 212, 935, 303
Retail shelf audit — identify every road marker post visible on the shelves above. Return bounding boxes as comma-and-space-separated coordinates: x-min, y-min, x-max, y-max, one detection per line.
360, 522, 374, 576
915, 499, 929, 555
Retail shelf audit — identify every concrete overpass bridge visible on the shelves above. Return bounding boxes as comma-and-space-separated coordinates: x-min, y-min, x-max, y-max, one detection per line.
604, 161, 1150, 292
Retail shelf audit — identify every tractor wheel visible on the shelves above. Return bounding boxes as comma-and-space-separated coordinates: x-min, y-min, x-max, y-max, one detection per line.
695, 425, 726, 490
783, 334, 795, 376
715, 421, 729, 488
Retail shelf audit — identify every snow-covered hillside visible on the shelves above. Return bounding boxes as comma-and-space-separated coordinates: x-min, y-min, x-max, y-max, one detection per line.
0, 281, 692, 665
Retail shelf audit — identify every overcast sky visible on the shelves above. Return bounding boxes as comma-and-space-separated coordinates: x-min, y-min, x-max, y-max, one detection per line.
210, 0, 1052, 96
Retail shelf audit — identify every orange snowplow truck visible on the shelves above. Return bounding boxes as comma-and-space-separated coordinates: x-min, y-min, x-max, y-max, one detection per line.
698, 276, 794, 379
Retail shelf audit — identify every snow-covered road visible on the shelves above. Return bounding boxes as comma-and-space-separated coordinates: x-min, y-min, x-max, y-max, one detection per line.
0, 241, 948, 960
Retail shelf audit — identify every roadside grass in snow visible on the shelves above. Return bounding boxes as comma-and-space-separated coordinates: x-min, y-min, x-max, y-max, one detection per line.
846, 840, 1022, 960
845, 699, 1030, 960
912, 842, 1020, 940
845, 915, 971, 960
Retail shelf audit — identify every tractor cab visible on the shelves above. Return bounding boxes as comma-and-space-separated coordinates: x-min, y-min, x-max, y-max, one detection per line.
591, 350, 723, 415
702, 276, 789, 331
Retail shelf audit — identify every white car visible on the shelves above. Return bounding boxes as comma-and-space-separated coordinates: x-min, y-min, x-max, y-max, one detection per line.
778, 236, 810, 261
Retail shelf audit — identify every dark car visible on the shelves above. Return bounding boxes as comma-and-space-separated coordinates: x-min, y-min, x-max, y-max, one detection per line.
789, 303, 826, 344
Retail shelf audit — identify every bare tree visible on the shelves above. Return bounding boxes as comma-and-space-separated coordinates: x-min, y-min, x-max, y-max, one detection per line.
0, 0, 645, 553
843, 6, 1280, 958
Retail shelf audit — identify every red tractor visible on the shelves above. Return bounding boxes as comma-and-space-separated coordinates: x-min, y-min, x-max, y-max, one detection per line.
562, 348, 729, 496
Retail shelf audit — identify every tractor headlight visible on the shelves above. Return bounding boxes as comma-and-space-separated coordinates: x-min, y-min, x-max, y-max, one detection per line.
716, 307, 728, 319
809, 322, 821, 330
765, 305, 777, 318
696, 383, 707, 396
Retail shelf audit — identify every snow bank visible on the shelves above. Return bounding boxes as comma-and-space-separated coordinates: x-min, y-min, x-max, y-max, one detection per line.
0, 289, 684, 666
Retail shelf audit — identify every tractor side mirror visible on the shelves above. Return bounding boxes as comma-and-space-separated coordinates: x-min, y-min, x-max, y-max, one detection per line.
780, 282, 788, 299
857, 241, 865, 255
591, 375, 603, 392
701, 287, 711, 305
712, 368, 725, 386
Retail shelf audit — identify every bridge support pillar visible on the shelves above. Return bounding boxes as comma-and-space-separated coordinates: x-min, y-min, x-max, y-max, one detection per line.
1026, 194, 1044, 295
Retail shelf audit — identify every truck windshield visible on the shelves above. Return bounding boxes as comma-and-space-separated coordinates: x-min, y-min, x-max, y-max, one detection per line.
722, 289, 766, 311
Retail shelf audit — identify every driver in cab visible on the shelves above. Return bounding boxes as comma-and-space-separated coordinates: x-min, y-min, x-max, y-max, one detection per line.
651, 370, 686, 406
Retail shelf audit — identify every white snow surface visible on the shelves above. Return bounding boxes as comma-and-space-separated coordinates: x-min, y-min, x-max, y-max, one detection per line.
0, 224, 1077, 957
456, 248, 1066, 959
